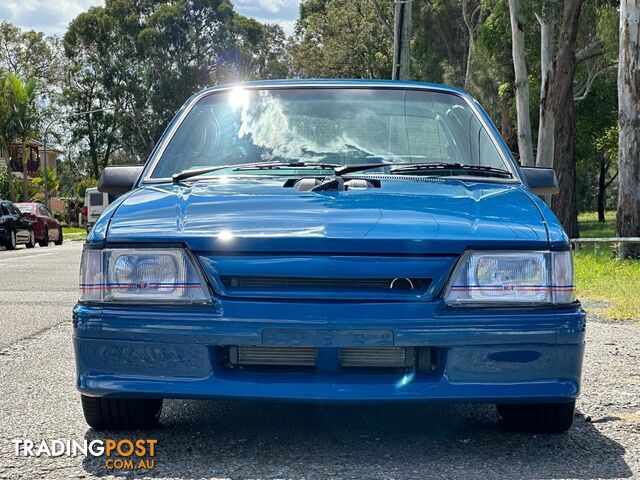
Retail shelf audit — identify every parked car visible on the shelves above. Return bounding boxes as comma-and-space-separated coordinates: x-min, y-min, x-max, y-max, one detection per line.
83, 187, 112, 233
16, 202, 63, 247
0, 200, 35, 249
74, 80, 584, 434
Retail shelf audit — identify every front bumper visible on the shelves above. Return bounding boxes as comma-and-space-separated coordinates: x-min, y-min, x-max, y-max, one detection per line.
73, 301, 586, 403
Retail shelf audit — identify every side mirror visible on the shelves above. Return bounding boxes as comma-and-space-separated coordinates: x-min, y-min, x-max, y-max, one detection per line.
520, 166, 559, 195
98, 165, 144, 195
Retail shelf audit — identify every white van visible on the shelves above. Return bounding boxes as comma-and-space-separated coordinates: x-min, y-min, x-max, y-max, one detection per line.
83, 188, 111, 232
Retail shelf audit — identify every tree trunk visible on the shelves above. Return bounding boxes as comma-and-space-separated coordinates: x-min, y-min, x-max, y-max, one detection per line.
462, 0, 477, 89
392, 0, 412, 80
536, 11, 555, 169
2, 145, 16, 202
507, 0, 534, 166
369, 0, 394, 39
616, 0, 640, 258
21, 140, 28, 202
549, 0, 584, 239
597, 154, 606, 222
464, 27, 474, 89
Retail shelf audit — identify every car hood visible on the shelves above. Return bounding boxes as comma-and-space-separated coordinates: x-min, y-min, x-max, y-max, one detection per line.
103, 177, 551, 254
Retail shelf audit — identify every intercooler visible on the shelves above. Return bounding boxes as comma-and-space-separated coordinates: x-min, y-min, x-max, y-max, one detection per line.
340, 347, 414, 368
229, 346, 317, 366
227, 346, 418, 369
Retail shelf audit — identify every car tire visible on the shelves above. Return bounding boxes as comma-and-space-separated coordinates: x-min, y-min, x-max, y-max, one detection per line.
497, 400, 575, 433
80, 395, 163, 430
26, 230, 35, 248
38, 227, 49, 247
54, 229, 63, 245
5, 229, 17, 250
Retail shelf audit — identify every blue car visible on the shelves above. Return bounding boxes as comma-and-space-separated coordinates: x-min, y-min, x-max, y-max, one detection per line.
74, 80, 585, 433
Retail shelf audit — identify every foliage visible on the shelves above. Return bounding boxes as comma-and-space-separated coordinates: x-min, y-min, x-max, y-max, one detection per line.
0, 2, 627, 218
74, 178, 98, 198
0, 22, 62, 90
31, 167, 60, 194
0, 164, 58, 201
4, 74, 39, 141
0, 164, 12, 199
575, 73, 618, 213
60, 0, 292, 181
292, 0, 394, 78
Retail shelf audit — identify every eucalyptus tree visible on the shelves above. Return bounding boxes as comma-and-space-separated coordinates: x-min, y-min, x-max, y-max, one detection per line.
616, 0, 640, 257
507, 0, 534, 167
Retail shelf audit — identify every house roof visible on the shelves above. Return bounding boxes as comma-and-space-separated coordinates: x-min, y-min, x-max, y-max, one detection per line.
9, 140, 64, 153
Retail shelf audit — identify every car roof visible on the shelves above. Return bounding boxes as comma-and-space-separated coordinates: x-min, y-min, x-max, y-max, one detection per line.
195, 78, 470, 98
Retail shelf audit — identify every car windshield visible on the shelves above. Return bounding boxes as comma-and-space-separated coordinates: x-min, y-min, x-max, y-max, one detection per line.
151, 87, 509, 179
17, 204, 33, 213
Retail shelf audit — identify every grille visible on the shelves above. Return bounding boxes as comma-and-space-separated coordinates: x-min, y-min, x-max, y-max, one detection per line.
220, 276, 431, 291
340, 347, 414, 368
229, 346, 317, 367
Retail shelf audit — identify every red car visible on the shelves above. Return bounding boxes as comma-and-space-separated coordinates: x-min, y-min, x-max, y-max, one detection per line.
15, 202, 63, 247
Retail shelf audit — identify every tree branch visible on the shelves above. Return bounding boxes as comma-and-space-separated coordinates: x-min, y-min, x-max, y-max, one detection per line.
604, 170, 618, 189
574, 61, 616, 102
368, 0, 394, 40
575, 42, 604, 63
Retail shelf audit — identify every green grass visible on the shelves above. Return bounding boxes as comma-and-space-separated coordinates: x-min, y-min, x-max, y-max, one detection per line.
575, 210, 640, 321
575, 251, 640, 320
577, 210, 616, 238
63, 226, 87, 240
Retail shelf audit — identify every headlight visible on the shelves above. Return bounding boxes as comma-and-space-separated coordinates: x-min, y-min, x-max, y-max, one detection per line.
444, 250, 575, 306
79, 248, 210, 303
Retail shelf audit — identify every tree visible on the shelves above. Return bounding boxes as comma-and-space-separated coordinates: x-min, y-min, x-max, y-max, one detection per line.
32, 167, 60, 196
4, 74, 39, 202
594, 126, 617, 221
0, 22, 62, 89
0, 74, 16, 201
616, 0, 640, 257
232, 16, 292, 80
547, 0, 585, 238
292, 0, 394, 78
413, 1, 468, 86
475, 0, 517, 151
461, 0, 484, 88
507, 0, 534, 166
64, 0, 241, 163
534, 1, 556, 169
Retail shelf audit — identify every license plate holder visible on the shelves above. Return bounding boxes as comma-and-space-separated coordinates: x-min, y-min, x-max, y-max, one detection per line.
261, 329, 394, 347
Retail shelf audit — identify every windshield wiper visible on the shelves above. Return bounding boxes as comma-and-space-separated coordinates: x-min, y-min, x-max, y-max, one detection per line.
172, 161, 306, 183
172, 161, 390, 184
234, 161, 390, 176
390, 162, 512, 179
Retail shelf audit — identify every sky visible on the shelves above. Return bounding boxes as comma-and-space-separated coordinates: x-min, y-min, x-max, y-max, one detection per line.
0, 0, 301, 37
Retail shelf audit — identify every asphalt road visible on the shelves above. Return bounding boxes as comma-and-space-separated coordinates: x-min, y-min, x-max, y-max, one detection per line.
0, 241, 639, 479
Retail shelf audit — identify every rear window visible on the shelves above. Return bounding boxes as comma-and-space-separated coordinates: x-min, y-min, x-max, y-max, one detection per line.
17, 205, 34, 213
89, 193, 104, 206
